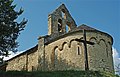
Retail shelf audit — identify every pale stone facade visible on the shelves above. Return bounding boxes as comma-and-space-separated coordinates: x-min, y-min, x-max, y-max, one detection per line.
3, 4, 114, 73
6, 46, 38, 71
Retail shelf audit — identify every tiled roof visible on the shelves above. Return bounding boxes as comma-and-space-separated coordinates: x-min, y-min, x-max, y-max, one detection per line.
75, 24, 97, 31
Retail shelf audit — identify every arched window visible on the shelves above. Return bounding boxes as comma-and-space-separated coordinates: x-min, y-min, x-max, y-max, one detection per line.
61, 9, 71, 32
61, 9, 66, 19
55, 48, 58, 67
58, 19, 62, 32
66, 24, 69, 32
66, 23, 71, 32
51, 46, 58, 68
66, 22, 71, 32
77, 42, 82, 55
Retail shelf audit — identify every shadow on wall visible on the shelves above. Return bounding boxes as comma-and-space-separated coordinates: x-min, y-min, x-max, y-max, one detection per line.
37, 55, 82, 71
54, 56, 81, 71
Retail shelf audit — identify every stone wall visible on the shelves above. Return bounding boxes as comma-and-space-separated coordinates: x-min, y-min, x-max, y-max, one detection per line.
6, 30, 114, 73
87, 31, 114, 73
44, 30, 114, 73
45, 32, 85, 71
6, 54, 27, 71
6, 47, 38, 71
27, 50, 38, 71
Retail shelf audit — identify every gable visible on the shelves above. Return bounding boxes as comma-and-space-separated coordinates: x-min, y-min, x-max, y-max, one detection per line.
48, 4, 77, 35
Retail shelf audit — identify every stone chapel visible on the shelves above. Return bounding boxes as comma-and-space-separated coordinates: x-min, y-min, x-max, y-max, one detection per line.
0, 4, 114, 73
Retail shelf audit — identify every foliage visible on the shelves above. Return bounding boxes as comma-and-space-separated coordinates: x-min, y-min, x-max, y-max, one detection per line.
115, 63, 120, 76
0, 0, 27, 59
0, 70, 119, 77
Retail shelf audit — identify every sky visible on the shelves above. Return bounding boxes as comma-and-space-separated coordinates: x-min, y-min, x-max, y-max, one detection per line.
4, 0, 120, 74
13, 0, 120, 55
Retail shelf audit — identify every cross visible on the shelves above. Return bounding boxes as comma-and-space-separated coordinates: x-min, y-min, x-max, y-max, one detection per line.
75, 29, 94, 71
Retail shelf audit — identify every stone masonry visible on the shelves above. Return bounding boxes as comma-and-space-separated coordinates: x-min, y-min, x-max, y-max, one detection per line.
2, 4, 114, 73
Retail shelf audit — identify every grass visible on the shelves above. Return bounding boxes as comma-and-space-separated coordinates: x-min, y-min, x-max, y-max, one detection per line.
0, 70, 119, 77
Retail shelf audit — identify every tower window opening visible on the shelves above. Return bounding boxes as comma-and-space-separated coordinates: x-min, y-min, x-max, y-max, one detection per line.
66, 22, 71, 32
61, 9, 66, 19
58, 19, 62, 32
66, 25, 69, 32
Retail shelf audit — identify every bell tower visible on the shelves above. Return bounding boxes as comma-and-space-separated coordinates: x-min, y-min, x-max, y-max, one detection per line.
48, 4, 77, 35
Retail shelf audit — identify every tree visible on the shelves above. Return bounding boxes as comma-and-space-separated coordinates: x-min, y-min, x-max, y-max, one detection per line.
0, 0, 27, 61
115, 63, 120, 76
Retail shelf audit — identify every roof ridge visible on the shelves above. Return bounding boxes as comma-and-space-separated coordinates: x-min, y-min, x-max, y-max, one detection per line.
76, 24, 96, 30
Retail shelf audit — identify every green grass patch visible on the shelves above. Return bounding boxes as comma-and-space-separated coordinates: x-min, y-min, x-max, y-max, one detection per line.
0, 70, 119, 77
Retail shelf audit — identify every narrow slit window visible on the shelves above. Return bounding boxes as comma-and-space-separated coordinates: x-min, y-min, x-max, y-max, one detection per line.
78, 46, 80, 55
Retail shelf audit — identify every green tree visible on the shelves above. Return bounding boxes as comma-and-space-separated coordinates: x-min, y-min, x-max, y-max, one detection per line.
115, 63, 120, 76
0, 0, 27, 61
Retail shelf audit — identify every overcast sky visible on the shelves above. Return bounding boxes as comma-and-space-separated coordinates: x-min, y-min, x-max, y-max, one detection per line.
13, 0, 120, 56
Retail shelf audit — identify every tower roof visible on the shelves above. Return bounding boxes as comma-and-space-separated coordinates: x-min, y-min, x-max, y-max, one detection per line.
77, 24, 96, 30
